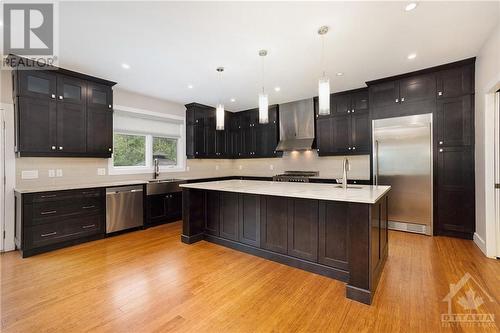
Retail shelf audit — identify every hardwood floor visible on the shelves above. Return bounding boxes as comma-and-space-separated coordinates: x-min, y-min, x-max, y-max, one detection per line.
1, 221, 499, 332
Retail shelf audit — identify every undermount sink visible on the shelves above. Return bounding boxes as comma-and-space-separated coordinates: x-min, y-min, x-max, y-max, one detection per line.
146, 179, 186, 196
333, 185, 363, 189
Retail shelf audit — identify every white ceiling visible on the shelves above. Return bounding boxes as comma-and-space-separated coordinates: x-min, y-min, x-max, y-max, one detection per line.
58, 1, 499, 111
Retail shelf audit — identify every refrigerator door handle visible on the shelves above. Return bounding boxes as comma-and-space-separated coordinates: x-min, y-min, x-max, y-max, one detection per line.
374, 140, 379, 186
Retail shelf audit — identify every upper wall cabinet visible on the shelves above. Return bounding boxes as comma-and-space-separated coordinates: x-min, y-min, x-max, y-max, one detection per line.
9, 56, 116, 157
317, 89, 368, 118
436, 64, 474, 99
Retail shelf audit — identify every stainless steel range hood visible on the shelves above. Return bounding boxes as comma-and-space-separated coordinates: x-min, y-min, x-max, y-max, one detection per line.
276, 98, 315, 151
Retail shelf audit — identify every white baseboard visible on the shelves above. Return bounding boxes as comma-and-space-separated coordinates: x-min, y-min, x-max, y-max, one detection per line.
473, 232, 487, 255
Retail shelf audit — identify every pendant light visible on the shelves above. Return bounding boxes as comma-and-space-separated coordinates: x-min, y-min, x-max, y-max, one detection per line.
216, 67, 224, 131
258, 49, 269, 124
318, 26, 330, 116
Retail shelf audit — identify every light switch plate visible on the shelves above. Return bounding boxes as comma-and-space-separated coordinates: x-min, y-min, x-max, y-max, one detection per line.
97, 168, 106, 176
215, 165, 219, 171
269, 165, 274, 170
21, 170, 38, 179
238, 165, 243, 170
186, 166, 190, 171
56, 169, 63, 177
48, 169, 55, 178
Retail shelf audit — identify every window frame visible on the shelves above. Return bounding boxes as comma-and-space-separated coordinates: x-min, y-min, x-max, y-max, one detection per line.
108, 106, 186, 175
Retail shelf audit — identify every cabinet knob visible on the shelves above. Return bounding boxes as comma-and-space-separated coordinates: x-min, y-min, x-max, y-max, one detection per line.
395, 98, 399, 103
352, 109, 355, 113
51, 94, 56, 99
58, 146, 63, 150
353, 146, 356, 150
347, 110, 351, 114
439, 141, 443, 145
58, 96, 63, 100
108, 104, 112, 109
108, 147, 112, 151
51, 146, 56, 150
401, 97, 405, 102
439, 148, 443, 153
438, 91, 443, 96
348, 147, 352, 150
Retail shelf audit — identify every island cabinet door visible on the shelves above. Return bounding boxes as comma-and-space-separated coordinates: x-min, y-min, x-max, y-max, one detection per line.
238, 194, 260, 247
205, 191, 220, 236
260, 196, 288, 254
287, 199, 319, 262
318, 201, 349, 271
220, 192, 239, 241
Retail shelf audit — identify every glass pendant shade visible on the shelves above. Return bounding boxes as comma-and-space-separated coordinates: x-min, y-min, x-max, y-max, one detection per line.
216, 103, 224, 130
259, 93, 269, 124
318, 77, 330, 115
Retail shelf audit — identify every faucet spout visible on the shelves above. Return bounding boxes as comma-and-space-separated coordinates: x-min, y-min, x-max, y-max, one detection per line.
342, 158, 350, 190
154, 158, 160, 179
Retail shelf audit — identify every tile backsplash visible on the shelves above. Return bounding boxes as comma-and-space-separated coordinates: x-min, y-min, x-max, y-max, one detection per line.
15, 152, 370, 189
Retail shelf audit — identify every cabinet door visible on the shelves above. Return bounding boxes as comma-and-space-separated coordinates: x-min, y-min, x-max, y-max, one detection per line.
87, 107, 113, 154
287, 198, 318, 262
436, 147, 475, 235
437, 65, 474, 99
87, 83, 113, 109
332, 93, 352, 114
220, 192, 239, 241
193, 123, 205, 157
350, 111, 371, 153
205, 126, 217, 157
205, 191, 220, 236
260, 196, 288, 254
18, 70, 57, 100
437, 95, 473, 147
215, 129, 226, 157
318, 201, 348, 270
316, 117, 333, 155
56, 75, 86, 106
369, 81, 399, 110
56, 102, 86, 153
147, 194, 168, 224
255, 124, 277, 157
238, 194, 260, 247
351, 90, 369, 113
167, 192, 183, 219
242, 126, 255, 157
331, 115, 351, 153
186, 124, 195, 157
18, 97, 57, 153
399, 74, 436, 105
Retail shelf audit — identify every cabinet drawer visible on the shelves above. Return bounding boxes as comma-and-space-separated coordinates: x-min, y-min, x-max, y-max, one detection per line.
25, 215, 102, 249
28, 196, 103, 225
31, 188, 101, 203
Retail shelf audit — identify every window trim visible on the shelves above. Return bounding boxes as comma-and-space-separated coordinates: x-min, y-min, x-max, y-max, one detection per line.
108, 105, 186, 175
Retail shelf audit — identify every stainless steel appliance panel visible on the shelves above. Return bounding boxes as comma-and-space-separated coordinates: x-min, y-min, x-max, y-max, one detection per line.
373, 114, 433, 231
106, 185, 144, 233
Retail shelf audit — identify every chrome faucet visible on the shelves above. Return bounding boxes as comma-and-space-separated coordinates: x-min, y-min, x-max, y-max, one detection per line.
342, 158, 350, 190
154, 158, 160, 179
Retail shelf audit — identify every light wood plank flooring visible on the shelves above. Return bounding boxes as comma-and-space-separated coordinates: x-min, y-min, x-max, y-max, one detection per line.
1, 222, 499, 332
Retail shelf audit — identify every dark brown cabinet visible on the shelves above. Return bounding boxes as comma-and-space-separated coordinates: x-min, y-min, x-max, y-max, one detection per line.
287, 198, 318, 261
238, 194, 260, 247
15, 188, 106, 257
205, 191, 220, 236
261, 196, 288, 254
10, 58, 116, 157
146, 192, 182, 227
436, 64, 474, 99
318, 201, 349, 270
437, 95, 473, 147
220, 192, 239, 241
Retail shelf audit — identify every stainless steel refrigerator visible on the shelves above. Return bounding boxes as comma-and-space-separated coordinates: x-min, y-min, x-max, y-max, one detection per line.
373, 113, 433, 235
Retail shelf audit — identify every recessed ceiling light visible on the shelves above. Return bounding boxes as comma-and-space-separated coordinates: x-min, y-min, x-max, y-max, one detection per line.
230, 98, 236, 102
274, 86, 281, 92
336, 72, 344, 76
121, 63, 130, 69
187, 84, 193, 89
407, 53, 417, 60
405, 3, 417, 11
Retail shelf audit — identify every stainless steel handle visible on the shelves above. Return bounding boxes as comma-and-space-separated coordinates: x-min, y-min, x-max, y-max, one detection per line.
82, 205, 95, 209
82, 224, 96, 229
375, 140, 379, 186
130, 189, 143, 193
41, 194, 56, 198
401, 97, 405, 102
438, 91, 443, 96
40, 210, 57, 215
395, 98, 399, 103
51, 94, 56, 99
41, 231, 57, 237
58, 95, 63, 100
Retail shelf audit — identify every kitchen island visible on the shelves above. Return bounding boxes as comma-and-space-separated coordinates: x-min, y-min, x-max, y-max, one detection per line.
180, 180, 391, 304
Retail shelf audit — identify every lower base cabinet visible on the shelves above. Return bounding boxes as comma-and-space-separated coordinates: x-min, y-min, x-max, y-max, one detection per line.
318, 202, 349, 270
260, 196, 288, 254
146, 192, 182, 226
220, 192, 239, 241
287, 199, 318, 261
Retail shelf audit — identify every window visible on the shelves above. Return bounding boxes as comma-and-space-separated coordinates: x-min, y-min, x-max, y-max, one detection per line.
108, 108, 185, 175
113, 133, 146, 167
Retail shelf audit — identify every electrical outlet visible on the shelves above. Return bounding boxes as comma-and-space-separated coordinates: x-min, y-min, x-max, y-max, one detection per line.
21, 170, 38, 179
48, 169, 55, 178
238, 165, 243, 170
186, 166, 190, 171
269, 165, 274, 170
56, 169, 63, 177
215, 165, 219, 171
97, 168, 106, 176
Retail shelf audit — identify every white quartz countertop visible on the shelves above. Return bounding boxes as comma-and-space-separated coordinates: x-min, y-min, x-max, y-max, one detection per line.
180, 180, 391, 204
14, 180, 148, 194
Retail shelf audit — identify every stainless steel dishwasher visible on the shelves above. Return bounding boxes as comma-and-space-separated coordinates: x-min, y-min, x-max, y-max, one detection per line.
106, 185, 144, 234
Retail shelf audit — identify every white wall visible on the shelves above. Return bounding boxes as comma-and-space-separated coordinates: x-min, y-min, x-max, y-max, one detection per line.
474, 23, 500, 257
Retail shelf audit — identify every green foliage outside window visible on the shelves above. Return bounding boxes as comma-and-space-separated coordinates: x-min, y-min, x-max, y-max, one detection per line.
153, 137, 177, 165
113, 133, 146, 166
